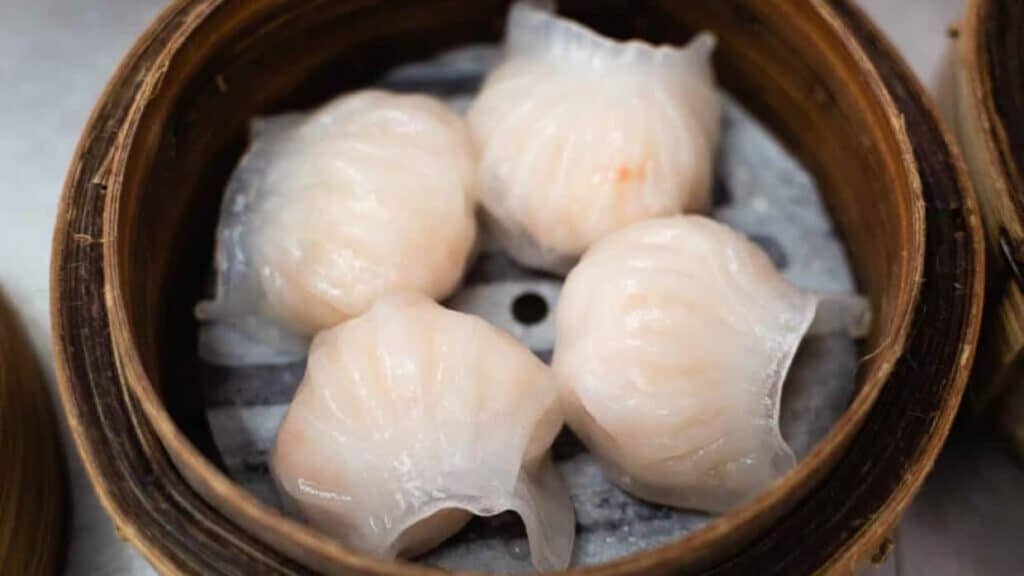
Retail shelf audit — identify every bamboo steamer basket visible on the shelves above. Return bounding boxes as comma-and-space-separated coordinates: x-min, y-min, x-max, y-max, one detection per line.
1, 291, 64, 575
949, 0, 1024, 453
51, 0, 983, 574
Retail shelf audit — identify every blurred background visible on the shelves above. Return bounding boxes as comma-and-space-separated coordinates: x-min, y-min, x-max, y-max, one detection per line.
1, 0, 1020, 574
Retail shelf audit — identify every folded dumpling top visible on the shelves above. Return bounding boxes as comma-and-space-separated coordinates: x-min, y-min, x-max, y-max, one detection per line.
554, 216, 817, 512
272, 292, 574, 570
197, 91, 478, 365
469, 3, 720, 273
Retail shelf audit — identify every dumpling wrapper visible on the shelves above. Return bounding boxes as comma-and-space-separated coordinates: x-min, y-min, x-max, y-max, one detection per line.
271, 292, 575, 570
196, 90, 478, 365
553, 216, 817, 513
468, 2, 720, 273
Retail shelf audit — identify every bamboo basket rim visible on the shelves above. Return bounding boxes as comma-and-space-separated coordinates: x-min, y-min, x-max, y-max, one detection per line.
973, 0, 1024, 197
818, 1, 986, 570
106, 1, 923, 573
1, 290, 65, 575
961, 0, 1023, 221
51, 0, 983, 574
954, 0, 1024, 410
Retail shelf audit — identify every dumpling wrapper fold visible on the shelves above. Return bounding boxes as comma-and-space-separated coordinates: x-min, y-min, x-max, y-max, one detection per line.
272, 293, 575, 570
554, 216, 818, 512
469, 2, 720, 273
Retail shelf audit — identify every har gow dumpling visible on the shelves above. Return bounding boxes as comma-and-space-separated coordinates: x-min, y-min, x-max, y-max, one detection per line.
271, 292, 574, 570
553, 216, 817, 513
196, 90, 478, 365
468, 3, 720, 273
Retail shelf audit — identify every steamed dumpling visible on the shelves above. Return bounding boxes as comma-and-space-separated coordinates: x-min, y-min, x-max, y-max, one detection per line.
196, 90, 478, 365
553, 216, 817, 513
271, 292, 574, 570
468, 3, 720, 273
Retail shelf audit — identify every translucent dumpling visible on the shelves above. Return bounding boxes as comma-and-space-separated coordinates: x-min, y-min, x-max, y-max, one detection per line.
468, 3, 720, 273
196, 90, 478, 365
553, 216, 818, 513
271, 292, 574, 570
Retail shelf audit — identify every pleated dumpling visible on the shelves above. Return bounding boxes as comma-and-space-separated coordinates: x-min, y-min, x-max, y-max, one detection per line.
271, 292, 574, 570
468, 3, 720, 273
553, 216, 818, 513
196, 90, 478, 365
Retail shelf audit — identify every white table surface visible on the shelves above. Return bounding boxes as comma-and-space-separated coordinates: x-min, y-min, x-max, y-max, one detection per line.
7, 1, 1016, 575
